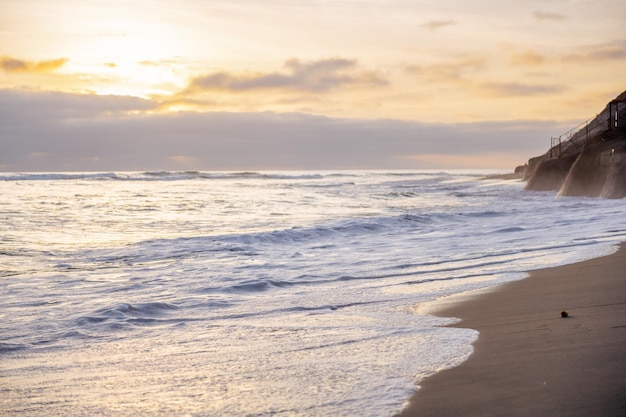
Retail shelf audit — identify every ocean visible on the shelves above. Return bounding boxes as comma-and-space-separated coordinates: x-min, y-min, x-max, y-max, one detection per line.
2, 170, 625, 416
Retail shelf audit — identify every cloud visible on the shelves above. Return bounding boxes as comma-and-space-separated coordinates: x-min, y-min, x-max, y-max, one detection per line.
418, 19, 456, 31
408, 56, 565, 97
477, 82, 567, 97
532, 10, 566, 21
505, 41, 625, 68
0, 89, 564, 172
0, 89, 156, 122
0, 56, 68, 73
563, 42, 626, 62
509, 49, 546, 66
401, 152, 526, 169
169, 155, 199, 167
407, 56, 486, 82
186, 58, 387, 93
140, 58, 183, 67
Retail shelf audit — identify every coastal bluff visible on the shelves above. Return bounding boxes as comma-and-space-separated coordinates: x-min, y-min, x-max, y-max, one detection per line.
519, 90, 626, 199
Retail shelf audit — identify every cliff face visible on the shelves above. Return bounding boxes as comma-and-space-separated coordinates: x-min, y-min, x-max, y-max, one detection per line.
522, 91, 626, 199
558, 138, 626, 199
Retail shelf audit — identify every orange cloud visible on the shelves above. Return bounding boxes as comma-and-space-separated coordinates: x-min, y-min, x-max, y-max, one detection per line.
509, 50, 546, 66
563, 42, 626, 62
408, 54, 565, 98
0, 56, 68, 73
407, 56, 486, 82
477, 81, 566, 97
140, 59, 182, 67
418, 19, 456, 31
532, 10, 566, 21
185, 58, 387, 94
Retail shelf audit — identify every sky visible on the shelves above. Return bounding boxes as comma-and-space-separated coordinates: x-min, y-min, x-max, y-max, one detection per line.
1, 0, 625, 171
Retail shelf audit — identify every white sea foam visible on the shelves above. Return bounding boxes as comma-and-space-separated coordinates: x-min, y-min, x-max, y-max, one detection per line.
1, 170, 625, 416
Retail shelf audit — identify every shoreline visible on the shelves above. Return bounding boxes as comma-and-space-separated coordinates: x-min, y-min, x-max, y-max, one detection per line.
397, 243, 626, 417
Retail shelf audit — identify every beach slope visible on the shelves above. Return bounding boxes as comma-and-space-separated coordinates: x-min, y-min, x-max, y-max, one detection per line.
398, 245, 626, 417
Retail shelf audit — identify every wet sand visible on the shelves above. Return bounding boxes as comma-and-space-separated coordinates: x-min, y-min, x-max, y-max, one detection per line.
398, 244, 626, 417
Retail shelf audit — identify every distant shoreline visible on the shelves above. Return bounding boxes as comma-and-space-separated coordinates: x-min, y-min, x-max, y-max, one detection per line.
480, 172, 523, 180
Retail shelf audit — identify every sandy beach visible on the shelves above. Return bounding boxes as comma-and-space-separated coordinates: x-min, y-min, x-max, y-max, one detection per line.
398, 244, 626, 417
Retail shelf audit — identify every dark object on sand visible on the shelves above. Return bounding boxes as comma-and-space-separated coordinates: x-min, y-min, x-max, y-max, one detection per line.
561, 310, 569, 318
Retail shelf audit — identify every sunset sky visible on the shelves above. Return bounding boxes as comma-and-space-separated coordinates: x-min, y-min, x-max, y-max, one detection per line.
1, 0, 625, 171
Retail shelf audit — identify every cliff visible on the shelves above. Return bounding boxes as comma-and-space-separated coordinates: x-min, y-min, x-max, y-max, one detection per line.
521, 90, 626, 199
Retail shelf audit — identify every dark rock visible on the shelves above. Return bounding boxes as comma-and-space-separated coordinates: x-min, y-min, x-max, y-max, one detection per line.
524, 153, 579, 192
514, 164, 527, 176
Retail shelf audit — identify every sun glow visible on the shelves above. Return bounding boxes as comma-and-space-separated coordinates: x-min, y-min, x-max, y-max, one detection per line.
93, 61, 185, 98
1, 0, 624, 122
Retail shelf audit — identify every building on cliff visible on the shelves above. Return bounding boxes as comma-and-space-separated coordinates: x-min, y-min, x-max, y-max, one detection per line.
522, 90, 626, 199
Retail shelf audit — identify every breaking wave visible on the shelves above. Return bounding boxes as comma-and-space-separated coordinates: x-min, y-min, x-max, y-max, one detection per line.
0, 171, 327, 182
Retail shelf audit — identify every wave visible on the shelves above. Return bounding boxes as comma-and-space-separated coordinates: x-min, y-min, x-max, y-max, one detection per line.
0, 342, 28, 354
73, 302, 182, 331
0, 171, 327, 182
0, 170, 473, 182
492, 226, 526, 233
84, 301, 178, 319
75, 210, 491, 269
224, 279, 295, 293
0, 172, 120, 181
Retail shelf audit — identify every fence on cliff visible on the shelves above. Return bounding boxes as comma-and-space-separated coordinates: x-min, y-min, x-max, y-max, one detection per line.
548, 96, 626, 158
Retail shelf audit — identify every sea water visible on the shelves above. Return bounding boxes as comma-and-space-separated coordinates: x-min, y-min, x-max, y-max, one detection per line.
1, 170, 625, 416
